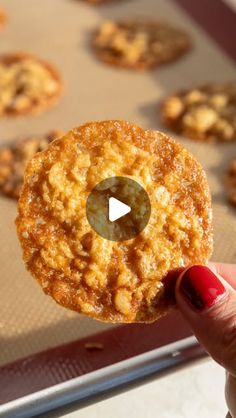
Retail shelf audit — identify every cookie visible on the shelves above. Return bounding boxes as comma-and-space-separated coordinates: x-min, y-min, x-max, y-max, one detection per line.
16, 121, 213, 323
161, 83, 236, 142
92, 19, 191, 70
225, 159, 236, 207
0, 52, 62, 117
0, 130, 63, 199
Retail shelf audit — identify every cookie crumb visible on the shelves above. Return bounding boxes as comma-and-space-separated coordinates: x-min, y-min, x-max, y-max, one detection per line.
0, 9, 7, 28
84, 342, 104, 351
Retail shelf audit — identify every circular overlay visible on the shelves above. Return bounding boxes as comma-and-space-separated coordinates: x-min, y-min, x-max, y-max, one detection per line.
86, 176, 151, 241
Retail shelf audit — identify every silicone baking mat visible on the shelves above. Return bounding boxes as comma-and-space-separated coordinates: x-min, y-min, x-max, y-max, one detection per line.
0, 0, 235, 411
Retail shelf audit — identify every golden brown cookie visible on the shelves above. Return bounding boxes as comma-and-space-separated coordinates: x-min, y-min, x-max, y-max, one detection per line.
0, 52, 62, 117
92, 20, 191, 70
16, 121, 213, 323
0, 130, 63, 199
161, 83, 236, 142
225, 159, 236, 207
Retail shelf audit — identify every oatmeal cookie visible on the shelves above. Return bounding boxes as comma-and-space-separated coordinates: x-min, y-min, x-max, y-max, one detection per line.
0, 52, 62, 117
92, 19, 191, 70
16, 121, 213, 323
0, 130, 63, 199
161, 83, 236, 142
225, 159, 236, 207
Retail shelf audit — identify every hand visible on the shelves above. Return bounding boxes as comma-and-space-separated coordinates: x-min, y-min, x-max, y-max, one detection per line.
175, 263, 236, 418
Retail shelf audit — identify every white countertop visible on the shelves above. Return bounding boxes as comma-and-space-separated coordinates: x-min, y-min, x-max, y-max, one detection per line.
51, 359, 227, 418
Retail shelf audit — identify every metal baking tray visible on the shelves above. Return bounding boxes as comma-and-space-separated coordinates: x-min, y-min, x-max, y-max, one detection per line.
0, 0, 235, 416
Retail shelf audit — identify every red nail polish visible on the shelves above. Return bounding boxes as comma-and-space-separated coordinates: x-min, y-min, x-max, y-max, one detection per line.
180, 265, 226, 310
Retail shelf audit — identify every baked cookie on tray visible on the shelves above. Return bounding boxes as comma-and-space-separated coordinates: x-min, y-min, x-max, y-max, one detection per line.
16, 121, 213, 323
0, 52, 62, 117
92, 20, 191, 70
161, 83, 236, 142
225, 159, 236, 207
0, 130, 63, 199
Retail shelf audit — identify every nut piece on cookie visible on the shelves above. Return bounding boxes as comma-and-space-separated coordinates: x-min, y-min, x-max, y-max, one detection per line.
16, 121, 213, 323
0, 130, 63, 199
92, 19, 191, 70
161, 83, 236, 143
0, 52, 62, 117
225, 159, 236, 207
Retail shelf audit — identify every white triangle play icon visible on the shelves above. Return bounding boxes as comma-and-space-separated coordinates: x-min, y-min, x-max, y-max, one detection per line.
109, 197, 131, 222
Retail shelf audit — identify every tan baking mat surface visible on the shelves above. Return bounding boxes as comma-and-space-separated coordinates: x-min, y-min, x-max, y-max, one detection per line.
0, 0, 235, 366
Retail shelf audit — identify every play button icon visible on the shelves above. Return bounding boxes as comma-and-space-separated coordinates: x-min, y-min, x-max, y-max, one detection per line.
86, 176, 151, 242
109, 197, 131, 222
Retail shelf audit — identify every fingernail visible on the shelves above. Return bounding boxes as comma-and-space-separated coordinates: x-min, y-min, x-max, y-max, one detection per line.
179, 265, 226, 311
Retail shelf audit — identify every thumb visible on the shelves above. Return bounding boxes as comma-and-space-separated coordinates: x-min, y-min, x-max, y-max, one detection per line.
175, 265, 236, 377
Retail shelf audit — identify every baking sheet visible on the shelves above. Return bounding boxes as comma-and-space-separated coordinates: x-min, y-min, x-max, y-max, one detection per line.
0, 0, 235, 368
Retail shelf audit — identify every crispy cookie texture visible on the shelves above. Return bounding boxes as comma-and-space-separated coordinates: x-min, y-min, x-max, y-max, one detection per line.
0, 52, 62, 117
16, 121, 213, 323
0, 130, 63, 199
225, 159, 236, 207
92, 20, 191, 70
161, 83, 236, 143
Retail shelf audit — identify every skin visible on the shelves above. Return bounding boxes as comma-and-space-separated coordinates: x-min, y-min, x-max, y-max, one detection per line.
175, 263, 236, 418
